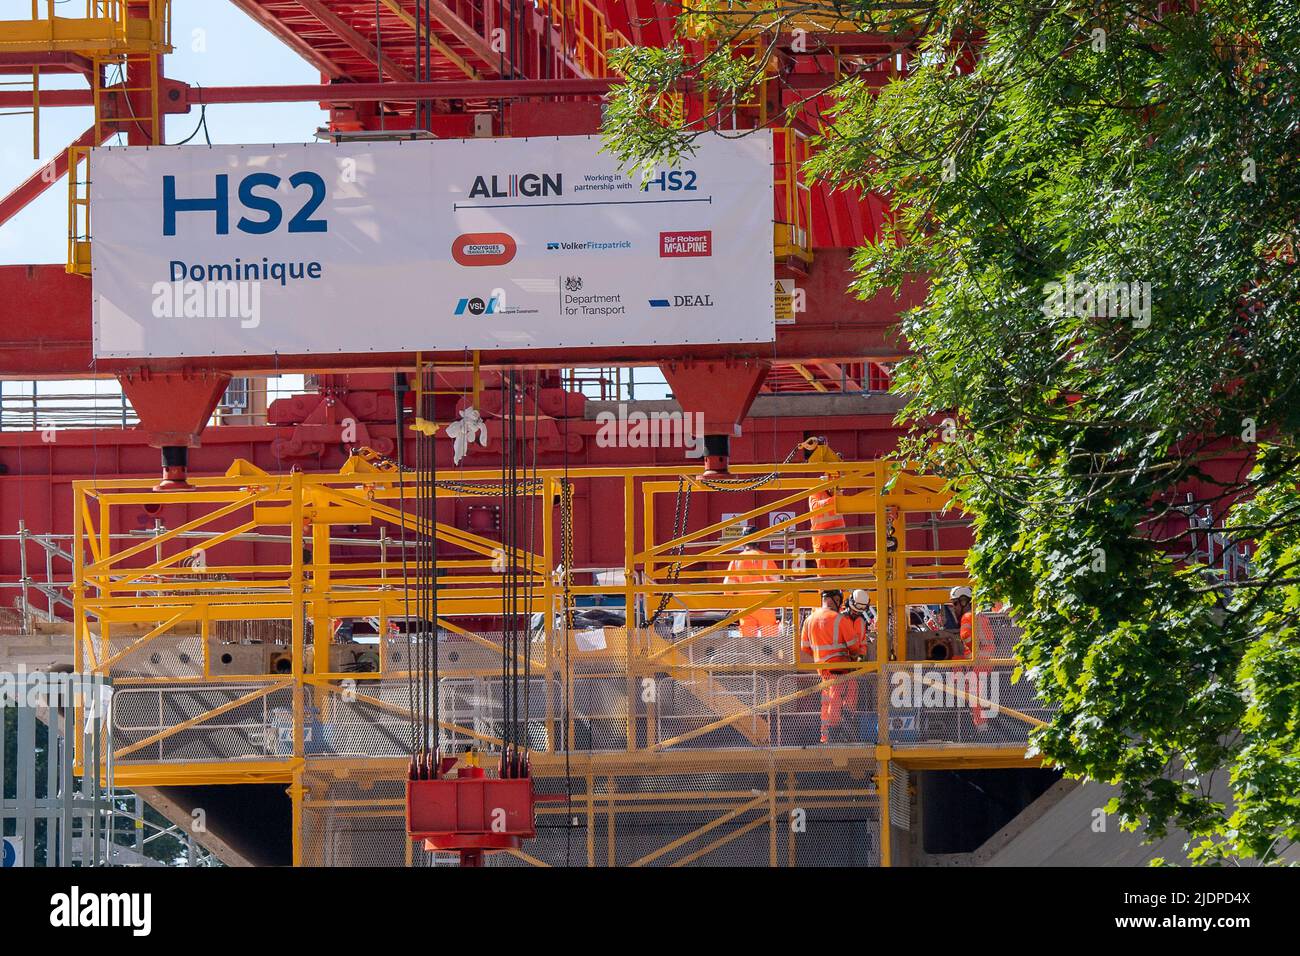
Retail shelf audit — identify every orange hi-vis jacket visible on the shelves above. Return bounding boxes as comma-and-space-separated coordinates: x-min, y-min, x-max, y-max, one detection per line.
960, 611, 997, 727
808, 489, 849, 552
959, 612, 996, 659
724, 549, 780, 635
800, 607, 868, 670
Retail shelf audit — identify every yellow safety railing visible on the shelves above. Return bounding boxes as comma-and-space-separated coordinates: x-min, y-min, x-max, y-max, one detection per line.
681, 0, 884, 40
774, 126, 812, 263
535, 0, 629, 78
67, 145, 91, 275
0, 1, 171, 54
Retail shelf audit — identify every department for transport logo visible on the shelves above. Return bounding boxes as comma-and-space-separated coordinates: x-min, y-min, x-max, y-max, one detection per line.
565, 276, 583, 292
451, 232, 517, 267
659, 230, 712, 258
648, 293, 715, 308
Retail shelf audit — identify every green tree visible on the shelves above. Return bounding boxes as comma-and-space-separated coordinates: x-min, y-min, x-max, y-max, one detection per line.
605, 0, 1300, 862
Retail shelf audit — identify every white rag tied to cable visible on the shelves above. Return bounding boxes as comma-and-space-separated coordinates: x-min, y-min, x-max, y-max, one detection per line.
446, 406, 489, 464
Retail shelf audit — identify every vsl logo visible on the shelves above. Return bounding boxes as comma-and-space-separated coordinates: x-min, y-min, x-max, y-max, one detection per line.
50, 886, 152, 937
163, 172, 328, 235
455, 294, 502, 316
468, 173, 562, 198
451, 233, 517, 266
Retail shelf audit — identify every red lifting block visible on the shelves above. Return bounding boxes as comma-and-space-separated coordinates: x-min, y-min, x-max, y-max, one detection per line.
406, 773, 536, 858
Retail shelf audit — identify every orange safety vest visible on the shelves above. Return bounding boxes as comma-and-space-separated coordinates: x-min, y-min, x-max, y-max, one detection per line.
724, 549, 778, 586
800, 607, 867, 666
725, 550, 779, 634
807, 489, 847, 534
959, 612, 996, 659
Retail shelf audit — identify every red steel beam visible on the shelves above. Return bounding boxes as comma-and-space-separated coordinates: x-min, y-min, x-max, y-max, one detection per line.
0, 78, 617, 110
0, 125, 106, 231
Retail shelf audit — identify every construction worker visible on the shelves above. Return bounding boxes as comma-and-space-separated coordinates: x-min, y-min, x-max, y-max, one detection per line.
950, 586, 995, 730
724, 545, 780, 638
800, 588, 869, 744
808, 477, 850, 570
843, 588, 876, 656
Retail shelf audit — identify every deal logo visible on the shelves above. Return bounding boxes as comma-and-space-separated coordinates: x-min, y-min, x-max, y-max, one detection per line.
659, 230, 712, 258
468, 172, 562, 199
648, 293, 715, 308
452, 232, 517, 267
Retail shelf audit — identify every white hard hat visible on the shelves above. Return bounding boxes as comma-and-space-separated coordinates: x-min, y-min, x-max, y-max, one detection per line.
949, 586, 973, 601
848, 589, 871, 610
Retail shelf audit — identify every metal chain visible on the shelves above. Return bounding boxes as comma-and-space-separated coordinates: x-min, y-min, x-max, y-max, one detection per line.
645, 477, 692, 626
694, 443, 803, 491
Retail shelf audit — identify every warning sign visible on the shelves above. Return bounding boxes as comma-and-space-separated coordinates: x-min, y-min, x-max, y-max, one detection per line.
768, 509, 797, 550
775, 279, 797, 325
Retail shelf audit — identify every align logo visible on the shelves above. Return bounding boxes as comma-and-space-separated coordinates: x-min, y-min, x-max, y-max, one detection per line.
468, 172, 562, 199
50, 886, 152, 937
451, 232, 517, 267
648, 294, 715, 308
659, 230, 712, 258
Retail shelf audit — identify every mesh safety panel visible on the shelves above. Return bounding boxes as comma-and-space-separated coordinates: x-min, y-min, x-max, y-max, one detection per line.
298, 755, 881, 867
883, 662, 1050, 747
111, 683, 295, 763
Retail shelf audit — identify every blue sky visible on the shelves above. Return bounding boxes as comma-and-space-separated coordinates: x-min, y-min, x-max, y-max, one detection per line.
0, 1, 326, 265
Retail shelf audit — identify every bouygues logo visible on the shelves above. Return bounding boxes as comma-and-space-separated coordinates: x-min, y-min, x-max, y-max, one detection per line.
452, 233, 517, 267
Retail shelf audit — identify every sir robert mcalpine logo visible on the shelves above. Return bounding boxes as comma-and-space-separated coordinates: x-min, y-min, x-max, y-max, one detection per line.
659, 230, 712, 258
452, 232, 517, 267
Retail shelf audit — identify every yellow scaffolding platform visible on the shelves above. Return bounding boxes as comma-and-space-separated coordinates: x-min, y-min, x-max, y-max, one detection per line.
72, 456, 1050, 866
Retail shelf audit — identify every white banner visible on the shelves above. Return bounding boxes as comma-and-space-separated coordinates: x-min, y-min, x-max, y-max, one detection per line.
90, 133, 775, 358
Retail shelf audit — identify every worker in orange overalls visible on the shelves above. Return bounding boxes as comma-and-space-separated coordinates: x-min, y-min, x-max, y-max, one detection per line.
808, 477, 850, 570
800, 588, 870, 743
724, 545, 780, 638
950, 586, 995, 730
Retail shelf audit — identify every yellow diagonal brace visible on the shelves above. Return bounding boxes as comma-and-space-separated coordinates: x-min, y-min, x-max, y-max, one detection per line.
670, 812, 770, 867
321, 685, 505, 750
87, 488, 271, 573
114, 680, 290, 760
639, 478, 836, 560
324, 486, 544, 573
648, 667, 872, 752
646, 587, 798, 664
110, 519, 258, 590
629, 794, 766, 866
97, 607, 194, 672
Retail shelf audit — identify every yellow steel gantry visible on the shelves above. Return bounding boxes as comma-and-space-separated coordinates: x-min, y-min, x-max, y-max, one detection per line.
71, 455, 1048, 866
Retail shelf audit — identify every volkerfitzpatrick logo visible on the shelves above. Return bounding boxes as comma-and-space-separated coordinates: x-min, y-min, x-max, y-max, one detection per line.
50, 886, 152, 937
468, 173, 562, 198
649, 294, 715, 308
454, 294, 502, 316
545, 239, 632, 252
